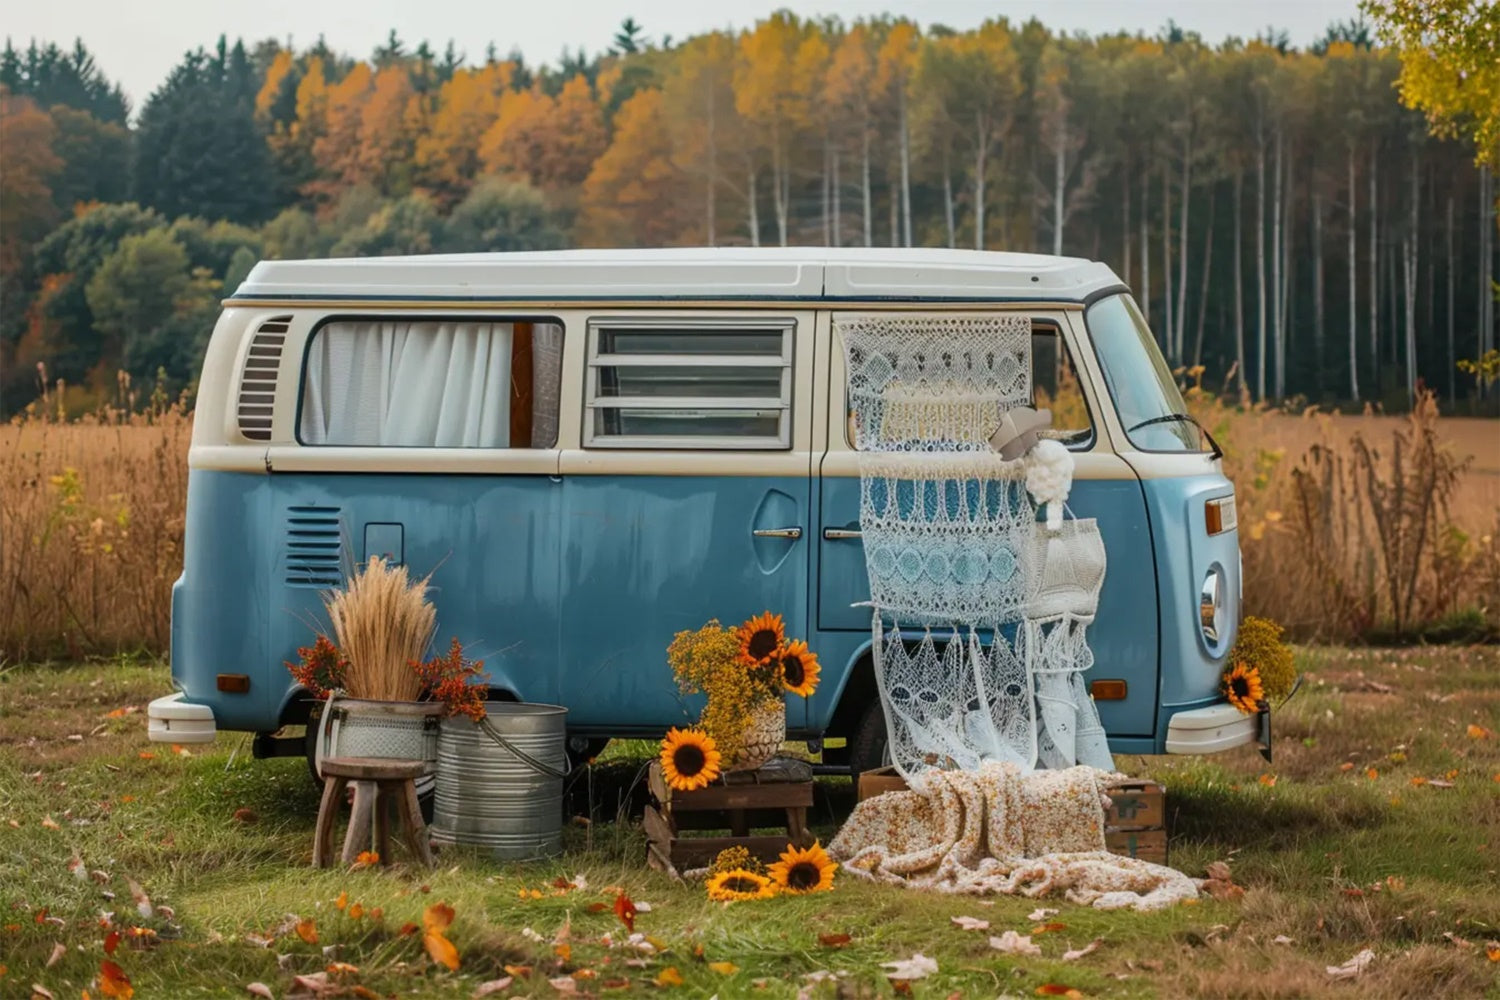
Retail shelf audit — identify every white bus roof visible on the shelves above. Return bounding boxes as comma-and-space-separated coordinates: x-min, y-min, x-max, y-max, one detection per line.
230, 247, 1125, 304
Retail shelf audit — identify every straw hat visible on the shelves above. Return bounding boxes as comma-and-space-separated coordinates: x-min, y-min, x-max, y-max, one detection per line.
988, 406, 1052, 461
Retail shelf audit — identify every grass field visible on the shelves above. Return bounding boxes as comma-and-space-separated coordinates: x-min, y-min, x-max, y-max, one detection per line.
3, 647, 1498, 998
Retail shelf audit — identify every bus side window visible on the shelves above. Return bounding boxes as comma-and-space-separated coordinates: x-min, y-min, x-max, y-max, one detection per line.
1031, 328, 1094, 449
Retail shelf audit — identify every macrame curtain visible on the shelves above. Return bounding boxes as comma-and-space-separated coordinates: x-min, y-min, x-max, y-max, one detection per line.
837, 312, 1113, 780
300, 320, 564, 449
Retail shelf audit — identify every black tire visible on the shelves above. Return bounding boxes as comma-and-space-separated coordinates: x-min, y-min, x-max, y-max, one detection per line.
847, 698, 892, 778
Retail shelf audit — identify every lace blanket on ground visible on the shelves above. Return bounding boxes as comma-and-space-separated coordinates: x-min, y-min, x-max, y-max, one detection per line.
828, 763, 1198, 911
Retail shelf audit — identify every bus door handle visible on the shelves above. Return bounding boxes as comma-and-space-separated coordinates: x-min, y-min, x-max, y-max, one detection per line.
823, 527, 862, 540
752, 527, 803, 540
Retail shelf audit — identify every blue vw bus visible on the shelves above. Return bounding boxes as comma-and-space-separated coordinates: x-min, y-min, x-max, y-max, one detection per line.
148, 248, 1250, 775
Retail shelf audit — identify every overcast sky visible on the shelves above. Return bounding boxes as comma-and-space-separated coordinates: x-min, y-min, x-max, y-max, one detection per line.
14, 0, 1364, 109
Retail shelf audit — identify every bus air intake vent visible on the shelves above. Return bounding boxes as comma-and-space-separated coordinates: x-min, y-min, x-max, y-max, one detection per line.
237, 315, 292, 441
285, 506, 343, 587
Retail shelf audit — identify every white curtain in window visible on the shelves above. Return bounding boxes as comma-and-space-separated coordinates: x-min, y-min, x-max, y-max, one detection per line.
301, 320, 513, 447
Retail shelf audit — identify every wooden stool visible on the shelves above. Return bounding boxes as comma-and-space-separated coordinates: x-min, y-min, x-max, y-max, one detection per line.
313, 757, 433, 868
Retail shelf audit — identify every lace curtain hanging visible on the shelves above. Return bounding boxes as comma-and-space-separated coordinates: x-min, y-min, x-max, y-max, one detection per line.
837, 312, 1113, 781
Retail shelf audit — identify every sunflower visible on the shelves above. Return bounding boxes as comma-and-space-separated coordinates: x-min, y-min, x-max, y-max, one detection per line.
767, 841, 837, 895
660, 727, 722, 792
778, 640, 821, 698
1223, 662, 1265, 715
737, 612, 786, 666
705, 868, 776, 902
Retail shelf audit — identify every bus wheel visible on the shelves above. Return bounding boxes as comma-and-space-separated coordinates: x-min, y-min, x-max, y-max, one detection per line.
847, 699, 892, 778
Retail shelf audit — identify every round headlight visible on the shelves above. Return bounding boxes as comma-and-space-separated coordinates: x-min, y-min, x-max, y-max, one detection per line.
1200, 566, 1224, 647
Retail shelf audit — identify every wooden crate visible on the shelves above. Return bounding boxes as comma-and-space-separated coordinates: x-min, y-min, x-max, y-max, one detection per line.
856, 767, 1168, 865
645, 758, 814, 876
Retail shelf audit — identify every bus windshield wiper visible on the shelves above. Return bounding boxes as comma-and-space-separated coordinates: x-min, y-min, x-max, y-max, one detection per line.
1124, 413, 1223, 460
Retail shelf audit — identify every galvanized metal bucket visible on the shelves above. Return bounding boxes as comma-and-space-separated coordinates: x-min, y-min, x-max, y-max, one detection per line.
429, 704, 569, 860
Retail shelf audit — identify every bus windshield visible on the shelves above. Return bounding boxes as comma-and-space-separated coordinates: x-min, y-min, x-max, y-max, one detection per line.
1085, 293, 1204, 453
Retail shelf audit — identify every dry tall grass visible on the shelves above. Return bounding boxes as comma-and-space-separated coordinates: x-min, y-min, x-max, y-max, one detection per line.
1, 381, 1495, 661
324, 555, 437, 700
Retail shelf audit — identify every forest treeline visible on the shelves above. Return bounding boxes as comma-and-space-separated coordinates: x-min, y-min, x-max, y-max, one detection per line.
1, 15, 1496, 416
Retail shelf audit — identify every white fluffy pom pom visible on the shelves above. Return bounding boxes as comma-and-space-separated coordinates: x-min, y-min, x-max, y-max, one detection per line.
1025, 438, 1074, 530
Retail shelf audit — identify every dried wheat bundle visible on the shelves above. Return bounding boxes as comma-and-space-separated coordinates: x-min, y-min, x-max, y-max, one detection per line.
324, 555, 436, 701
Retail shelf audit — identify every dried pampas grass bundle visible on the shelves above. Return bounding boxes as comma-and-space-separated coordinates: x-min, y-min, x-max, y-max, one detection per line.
324, 555, 436, 701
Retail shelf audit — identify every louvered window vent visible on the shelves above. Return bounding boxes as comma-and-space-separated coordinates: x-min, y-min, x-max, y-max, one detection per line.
237, 316, 292, 441
285, 506, 343, 588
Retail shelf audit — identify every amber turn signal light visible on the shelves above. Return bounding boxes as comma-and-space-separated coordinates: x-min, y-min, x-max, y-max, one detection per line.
1090, 679, 1127, 701
1205, 495, 1237, 536
216, 673, 251, 693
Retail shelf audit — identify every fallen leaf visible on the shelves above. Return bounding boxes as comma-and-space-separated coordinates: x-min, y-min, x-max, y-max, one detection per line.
326, 961, 359, 975
522, 927, 544, 942
295, 918, 318, 945
989, 931, 1042, 956
1205, 861, 1231, 882
397, 922, 419, 937
41, 816, 60, 831
1366, 768, 1379, 780
1326, 948, 1375, 979
30, 986, 56, 1000
334, 892, 348, 912
423, 902, 455, 934
424, 932, 460, 972
1258, 773, 1277, 787
172, 744, 191, 757
1026, 908, 1059, 921
138, 752, 155, 760
1486, 942, 1499, 962
1063, 938, 1104, 961
104, 931, 120, 955
553, 943, 571, 962
472, 978, 513, 998
880, 954, 938, 980
351, 851, 378, 869
817, 933, 851, 948
347, 903, 363, 921
1035, 986, 1083, 998
614, 893, 637, 933
708, 961, 738, 975
246, 983, 275, 999
1031, 922, 1068, 934
503, 964, 532, 978
69, 853, 87, 880
1428, 779, 1455, 789
289, 972, 329, 995
45, 943, 65, 969
951, 915, 990, 931
587, 902, 609, 913
1467, 724, 1493, 740
1339, 762, 1355, 772
654, 967, 683, 987
1443, 932, 1473, 950
548, 978, 578, 994
99, 959, 133, 999
571, 968, 595, 981
1272, 935, 1295, 945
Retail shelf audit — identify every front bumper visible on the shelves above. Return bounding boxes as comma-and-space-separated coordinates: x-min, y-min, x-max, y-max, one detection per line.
147, 692, 218, 744
1164, 702, 1258, 754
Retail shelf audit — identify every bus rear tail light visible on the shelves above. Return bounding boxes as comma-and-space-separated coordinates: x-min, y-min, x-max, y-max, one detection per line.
1205, 495, 1237, 536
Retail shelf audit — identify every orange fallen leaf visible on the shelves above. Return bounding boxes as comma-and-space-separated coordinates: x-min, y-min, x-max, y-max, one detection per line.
587, 902, 609, 913
614, 893, 637, 934
367, 907, 382, 922
1467, 724, 1493, 740
654, 967, 683, 987
1036, 986, 1083, 998
1258, 773, 1277, 787
1366, 768, 1379, 780
171, 744, 191, 757
1031, 922, 1069, 934
99, 959, 133, 999
601, 978, 631, 990
424, 931, 460, 972
423, 902, 455, 934
137, 752, 155, 760
572, 969, 597, 981
554, 943, 572, 962
352, 851, 379, 869
335, 891, 349, 911
503, 964, 533, 978
708, 961, 738, 975
41, 816, 60, 831
348, 903, 364, 921
105, 708, 129, 719
398, 922, 420, 937
1486, 943, 1499, 962
1410, 776, 1428, 787
1445, 769, 1459, 781
1338, 762, 1354, 772
818, 933, 851, 948
103, 931, 120, 955
295, 918, 318, 944
327, 961, 359, 975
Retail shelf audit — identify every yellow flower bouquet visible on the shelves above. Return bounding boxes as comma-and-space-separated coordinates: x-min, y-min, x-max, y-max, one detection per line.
658, 612, 822, 789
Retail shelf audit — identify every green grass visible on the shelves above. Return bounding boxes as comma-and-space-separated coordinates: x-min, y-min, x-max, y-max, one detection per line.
2, 647, 1498, 998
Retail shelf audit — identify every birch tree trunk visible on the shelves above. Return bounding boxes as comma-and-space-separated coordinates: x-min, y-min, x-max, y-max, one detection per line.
1192, 184, 1215, 366
1122, 157, 1132, 286
1314, 187, 1325, 391
705, 86, 717, 246
1053, 114, 1067, 257
748, 167, 760, 247
820, 138, 831, 247
1347, 148, 1359, 401
1234, 171, 1248, 397
942, 146, 956, 248
1141, 165, 1151, 328
831, 148, 841, 248
1272, 126, 1284, 398
1176, 131, 1192, 363
862, 130, 872, 248
771, 131, 788, 247
898, 87, 912, 247
1403, 153, 1418, 402
1256, 134, 1267, 400
1162, 164, 1174, 356
974, 121, 988, 250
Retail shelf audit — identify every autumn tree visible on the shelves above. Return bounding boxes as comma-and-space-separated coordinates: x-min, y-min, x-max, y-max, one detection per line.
580, 89, 685, 247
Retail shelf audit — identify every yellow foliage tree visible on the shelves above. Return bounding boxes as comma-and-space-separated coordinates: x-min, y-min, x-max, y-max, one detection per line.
581, 89, 685, 247
414, 63, 514, 206
661, 31, 743, 245
312, 63, 374, 197
357, 66, 418, 195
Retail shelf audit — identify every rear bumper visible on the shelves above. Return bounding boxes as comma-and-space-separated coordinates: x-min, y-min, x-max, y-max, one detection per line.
147, 692, 218, 744
1164, 702, 1256, 754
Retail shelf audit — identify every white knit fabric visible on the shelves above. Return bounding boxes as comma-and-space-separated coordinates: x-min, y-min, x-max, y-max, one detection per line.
837, 312, 1113, 780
